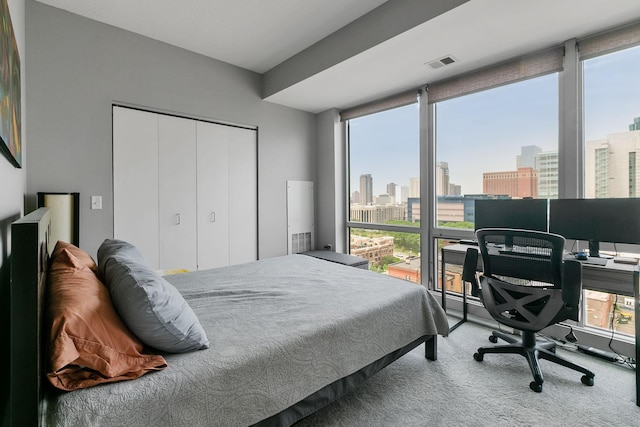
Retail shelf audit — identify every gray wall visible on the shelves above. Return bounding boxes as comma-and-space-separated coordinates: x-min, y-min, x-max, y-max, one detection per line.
25, 1, 316, 259
0, 0, 25, 424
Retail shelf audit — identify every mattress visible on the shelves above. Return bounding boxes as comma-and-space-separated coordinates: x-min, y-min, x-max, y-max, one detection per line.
42, 254, 448, 426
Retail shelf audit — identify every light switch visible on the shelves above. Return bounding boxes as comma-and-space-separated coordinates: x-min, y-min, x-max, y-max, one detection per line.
91, 195, 102, 210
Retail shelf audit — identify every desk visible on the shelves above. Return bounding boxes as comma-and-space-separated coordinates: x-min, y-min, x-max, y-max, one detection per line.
440, 243, 640, 405
440, 243, 482, 332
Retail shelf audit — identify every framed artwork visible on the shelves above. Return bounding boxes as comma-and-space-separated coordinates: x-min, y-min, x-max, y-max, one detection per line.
0, 0, 21, 168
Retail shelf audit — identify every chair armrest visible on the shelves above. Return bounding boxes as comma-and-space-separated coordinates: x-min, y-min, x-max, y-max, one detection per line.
562, 259, 582, 307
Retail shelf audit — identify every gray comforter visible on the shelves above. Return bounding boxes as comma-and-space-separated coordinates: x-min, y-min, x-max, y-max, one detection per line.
43, 255, 448, 426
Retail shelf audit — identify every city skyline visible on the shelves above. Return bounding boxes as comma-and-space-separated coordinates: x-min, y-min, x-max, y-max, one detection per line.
350, 45, 640, 198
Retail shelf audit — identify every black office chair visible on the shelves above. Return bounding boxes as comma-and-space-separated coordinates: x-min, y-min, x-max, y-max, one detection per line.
463, 228, 595, 392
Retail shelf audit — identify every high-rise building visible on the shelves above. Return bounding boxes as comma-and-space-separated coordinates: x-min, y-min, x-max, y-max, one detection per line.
409, 177, 420, 198
386, 182, 397, 198
483, 167, 538, 198
585, 126, 640, 198
400, 185, 409, 203
436, 162, 450, 196
536, 151, 558, 199
517, 145, 542, 169
359, 174, 373, 205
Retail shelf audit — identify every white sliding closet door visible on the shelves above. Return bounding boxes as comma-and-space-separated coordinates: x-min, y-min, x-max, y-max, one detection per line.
113, 106, 257, 272
196, 121, 230, 269
228, 126, 257, 265
113, 106, 160, 268
158, 115, 198, 271
196, 122, 257, 268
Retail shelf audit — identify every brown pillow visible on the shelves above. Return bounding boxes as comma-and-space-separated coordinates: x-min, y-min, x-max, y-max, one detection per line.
52, 240, 99, 273
46, 247, 167, 391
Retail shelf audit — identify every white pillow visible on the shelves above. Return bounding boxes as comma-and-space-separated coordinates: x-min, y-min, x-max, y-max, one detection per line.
98, 239, 209, 353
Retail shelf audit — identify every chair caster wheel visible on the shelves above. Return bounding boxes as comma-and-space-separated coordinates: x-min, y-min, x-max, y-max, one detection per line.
581, 375, 594, 386
473, 352, 483, 362
489, 335, 498, 343
529, 381, 543, 392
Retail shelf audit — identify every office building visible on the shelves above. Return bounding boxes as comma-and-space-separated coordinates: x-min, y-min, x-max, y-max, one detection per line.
386, 182, 397, 199
585, 127, 640, 198
350, 204, 405, 223
483, 167, 538, 199
407, 197, 420, 222
436, 162, 450, 196
517, 145, 542, 169
375, 193, 393, 205
359, 174, 373, 205
449, 183, 462, 196
409, 177, 420, 198
400, 185, 409, 203
536, 151, 559, 199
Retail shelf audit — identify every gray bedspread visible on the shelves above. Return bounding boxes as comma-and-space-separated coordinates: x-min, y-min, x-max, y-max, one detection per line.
43, 255, 448, 426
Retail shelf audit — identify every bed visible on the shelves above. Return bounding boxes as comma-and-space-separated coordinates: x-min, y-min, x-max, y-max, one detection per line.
10, 208, 449, 426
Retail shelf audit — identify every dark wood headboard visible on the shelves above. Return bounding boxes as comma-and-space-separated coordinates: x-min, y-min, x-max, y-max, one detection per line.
10, 208, 52, 427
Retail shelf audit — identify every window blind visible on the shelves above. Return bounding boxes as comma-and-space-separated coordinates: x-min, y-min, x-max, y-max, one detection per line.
340, 89, 419, 122
578, 20, 640, 60
427, 46, 564, 104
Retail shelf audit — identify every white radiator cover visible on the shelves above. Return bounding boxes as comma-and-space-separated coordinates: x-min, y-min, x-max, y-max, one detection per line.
286, 180, 315, 254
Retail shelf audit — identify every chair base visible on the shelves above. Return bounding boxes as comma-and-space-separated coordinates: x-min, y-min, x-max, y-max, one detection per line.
473, 330, 595, 392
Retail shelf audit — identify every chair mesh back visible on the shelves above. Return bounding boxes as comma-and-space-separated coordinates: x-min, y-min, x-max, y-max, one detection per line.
477, 228, 565, 287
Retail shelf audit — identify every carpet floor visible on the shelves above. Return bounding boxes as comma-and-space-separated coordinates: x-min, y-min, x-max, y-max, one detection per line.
296, 320, 637, 426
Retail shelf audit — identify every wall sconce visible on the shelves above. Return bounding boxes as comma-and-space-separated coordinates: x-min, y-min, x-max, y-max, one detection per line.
37, 192, 80, 246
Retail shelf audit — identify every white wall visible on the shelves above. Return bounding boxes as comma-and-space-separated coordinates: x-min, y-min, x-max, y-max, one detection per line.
0, 0, 24, 423
25, 1, 316, 259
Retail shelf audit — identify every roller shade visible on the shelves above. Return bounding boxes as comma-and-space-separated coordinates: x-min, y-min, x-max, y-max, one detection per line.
340, 89, 419, 121
427, 46, 564, 104
578, 20, 640, 60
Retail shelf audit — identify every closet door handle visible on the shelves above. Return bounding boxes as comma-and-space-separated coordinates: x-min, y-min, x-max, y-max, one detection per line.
210, 212, 216, 223
176, 213, 181, 225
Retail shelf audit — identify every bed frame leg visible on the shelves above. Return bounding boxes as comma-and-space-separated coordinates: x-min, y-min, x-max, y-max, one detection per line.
425, 335, 437, 361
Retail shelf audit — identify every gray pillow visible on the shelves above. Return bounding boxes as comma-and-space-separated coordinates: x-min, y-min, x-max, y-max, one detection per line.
98, 239, 209, 353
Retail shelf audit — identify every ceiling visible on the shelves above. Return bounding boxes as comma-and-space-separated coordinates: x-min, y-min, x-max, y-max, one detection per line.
34, 0, 640, 113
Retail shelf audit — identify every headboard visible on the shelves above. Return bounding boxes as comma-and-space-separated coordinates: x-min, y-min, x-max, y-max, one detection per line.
10, 208, 52, 427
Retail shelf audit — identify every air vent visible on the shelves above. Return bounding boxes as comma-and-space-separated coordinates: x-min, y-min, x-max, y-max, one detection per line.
426, 55, 457, 69
291, 232, 312, 254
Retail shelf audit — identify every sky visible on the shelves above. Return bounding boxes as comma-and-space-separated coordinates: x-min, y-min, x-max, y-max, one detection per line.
349, 45, 640, 197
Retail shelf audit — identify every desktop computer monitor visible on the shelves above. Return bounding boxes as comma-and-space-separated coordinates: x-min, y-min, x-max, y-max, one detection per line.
474, 199, 548, 232
548, 198, 640, 257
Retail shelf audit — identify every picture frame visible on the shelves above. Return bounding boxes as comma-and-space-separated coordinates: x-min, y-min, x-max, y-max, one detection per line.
0, 0, 21, 168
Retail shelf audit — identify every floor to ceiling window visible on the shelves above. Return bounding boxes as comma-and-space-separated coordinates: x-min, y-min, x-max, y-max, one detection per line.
430, 54, 561, 296
346, 100, 422, 284
580, 39, 640, 341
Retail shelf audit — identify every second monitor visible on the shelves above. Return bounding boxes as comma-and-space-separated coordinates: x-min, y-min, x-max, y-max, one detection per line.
474, 198, 548, 232
549, 198, 640, 257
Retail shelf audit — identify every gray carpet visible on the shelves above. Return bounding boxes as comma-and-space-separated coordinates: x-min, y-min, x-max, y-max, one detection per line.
296, 320, 637, 426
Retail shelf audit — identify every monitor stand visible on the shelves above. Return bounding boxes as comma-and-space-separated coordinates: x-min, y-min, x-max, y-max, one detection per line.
588, 240, 600, 258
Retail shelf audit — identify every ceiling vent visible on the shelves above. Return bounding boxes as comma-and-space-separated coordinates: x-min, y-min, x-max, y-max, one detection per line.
426, 55, 457, 69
